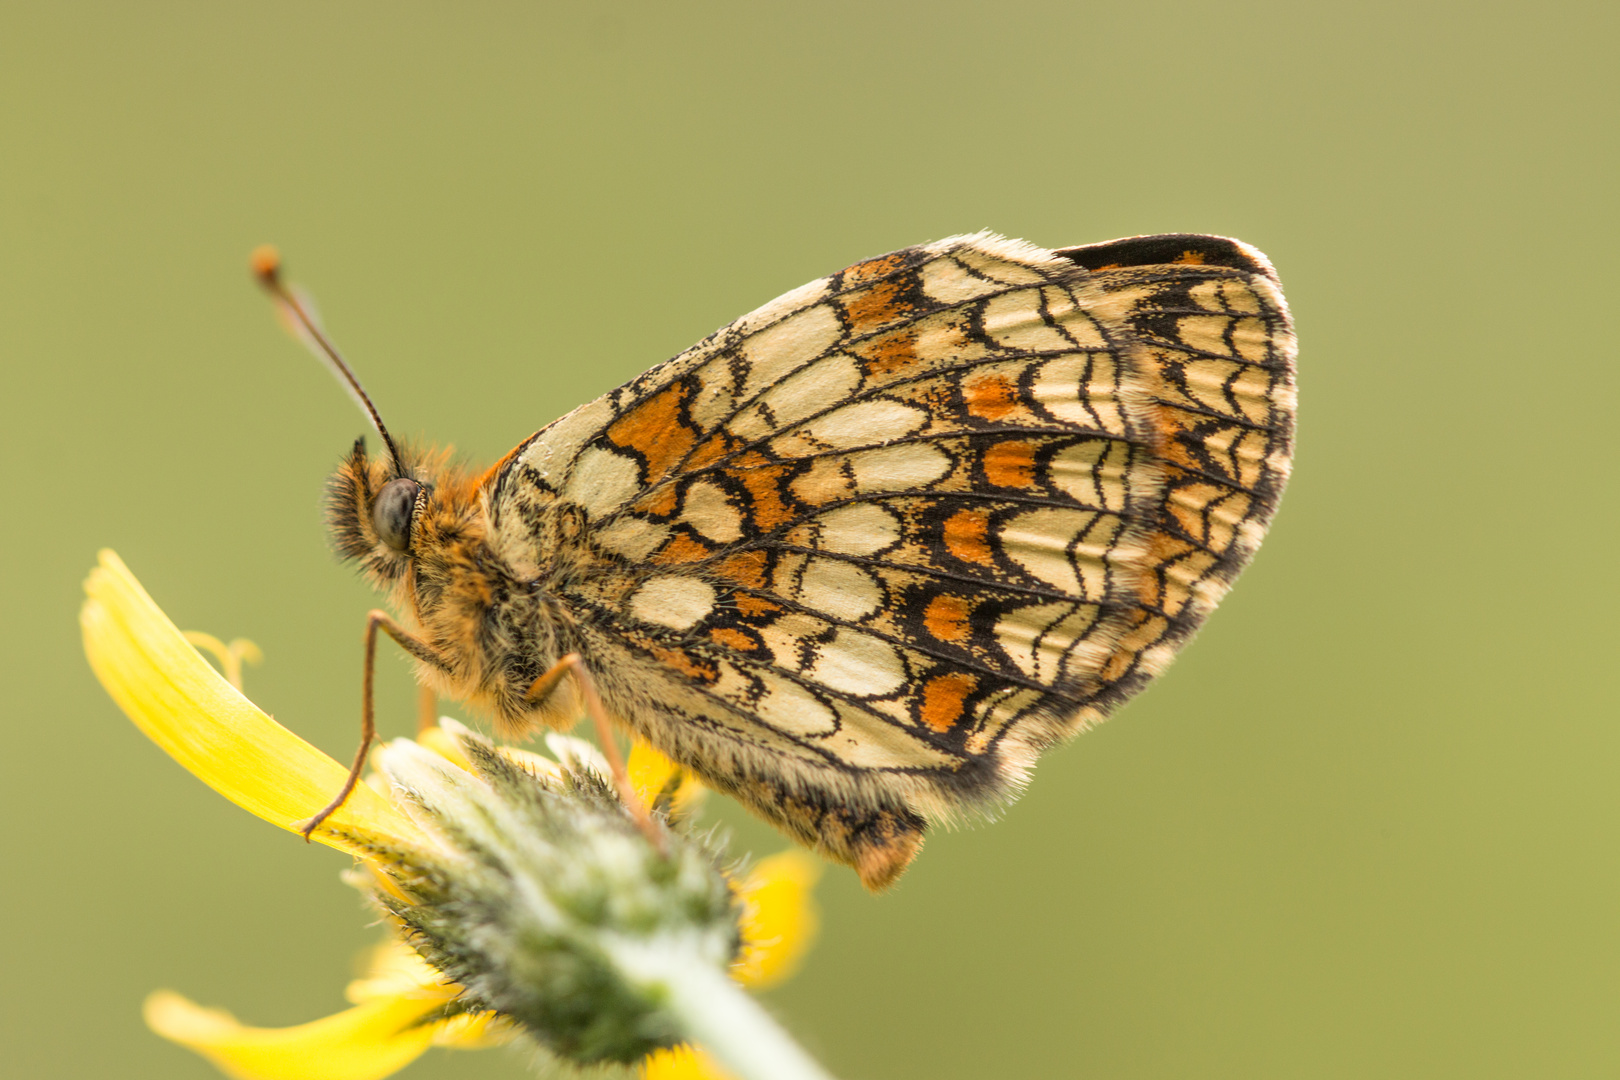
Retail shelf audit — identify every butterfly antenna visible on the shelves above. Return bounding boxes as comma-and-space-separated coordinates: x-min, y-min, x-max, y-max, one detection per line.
250, 245, 406, 475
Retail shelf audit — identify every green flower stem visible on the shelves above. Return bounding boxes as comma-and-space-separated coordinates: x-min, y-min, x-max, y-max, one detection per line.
608, 937, 837, 1080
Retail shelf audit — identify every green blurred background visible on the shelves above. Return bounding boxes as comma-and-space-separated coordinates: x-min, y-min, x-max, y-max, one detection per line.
3, 2, 1616, 1077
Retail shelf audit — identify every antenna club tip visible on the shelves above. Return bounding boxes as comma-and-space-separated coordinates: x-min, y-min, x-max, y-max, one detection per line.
250, 244, 282, 282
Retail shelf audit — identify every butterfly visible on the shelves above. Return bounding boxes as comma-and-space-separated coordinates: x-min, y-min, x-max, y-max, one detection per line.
258, 231, 1296, 889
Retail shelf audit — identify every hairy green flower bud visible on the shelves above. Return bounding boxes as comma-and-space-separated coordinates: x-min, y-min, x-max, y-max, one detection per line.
366, 722, 738, 1065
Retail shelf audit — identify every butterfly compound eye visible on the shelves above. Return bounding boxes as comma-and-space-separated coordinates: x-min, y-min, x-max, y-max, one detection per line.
372, 478, 421, 552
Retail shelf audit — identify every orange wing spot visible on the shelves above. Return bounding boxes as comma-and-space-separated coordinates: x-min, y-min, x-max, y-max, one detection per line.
922, 593, 972, 643
734, 592, 783, 618
963, 373, 1019, 421
709, 626, 759, 652
608, 382, 696, 484
943, 508, 995, 566
858, 327, 921, 378
646, 642, 719, 684
1142, 400, 1194, 457
1137, 530, 1194, 607
725, 457, 796, 530
714, 549, 769, 589
920, 672, 977, 733
842, 278, 916, 335
1097, 612, 1167, 685
635, 483, 680, 518
842, 252, 907, 287
1091, 262, 1122, 271
686, 431, 736, 470
652, 532, 714, 565
1174, 250, 1207, 265
983, 440, 1037, 488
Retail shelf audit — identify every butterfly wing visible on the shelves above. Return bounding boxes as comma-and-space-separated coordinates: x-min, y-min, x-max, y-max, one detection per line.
489, 232, 1295, 887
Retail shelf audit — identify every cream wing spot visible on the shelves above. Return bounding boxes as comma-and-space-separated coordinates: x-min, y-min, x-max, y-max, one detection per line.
1046, 288, 1108, 348
951, 243, 1051, 284
1229, 366, 1277, 424
518, 397, 617, 488
814, 502, 902, 556
994, 602, 1074, 681
680, 479, 744, 543
753, 355, 863, 429
1232, 316, 1271, 363
1176, 315, 1233, 357
753, 674, 839, 738
982, 290, 1073, 352
805, 629, 907, 697
827, 712, 959, 768
1188, 279, 1228, 312
1033, 353, 1129, 433
740, 303, 844, 396
629, 576, 718, 631
689, 363, 741, 430
847, 443, 952, 492
787, 456, 857, 505
1181, 359, 1249, 413
1222, 280, 1264, 314
564, 446, 643, 518
786, 398, 930, 452
756, 612, 828, 674
998, 507, 1113, 596
1048, 440, 1134, 511
795, 557, 882, 622
918, 253, 1004, 303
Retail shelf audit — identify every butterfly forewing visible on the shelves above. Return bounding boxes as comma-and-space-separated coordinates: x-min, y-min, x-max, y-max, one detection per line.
487, 232, 1295, 887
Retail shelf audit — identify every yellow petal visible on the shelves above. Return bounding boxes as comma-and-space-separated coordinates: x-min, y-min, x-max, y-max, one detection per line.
145, 989, 442, 1080
345, 943, 509, 1048
628, 738, 705, 815
414, 724, 476, 772
732, 850, 822, 990
346, 941, 446, 1004
641, 1043, 738, 1080
81, 550, 426, 856
429, 1010, 511, 1049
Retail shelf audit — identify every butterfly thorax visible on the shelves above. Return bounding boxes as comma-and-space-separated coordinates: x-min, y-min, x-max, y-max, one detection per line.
326, 438, 584, 733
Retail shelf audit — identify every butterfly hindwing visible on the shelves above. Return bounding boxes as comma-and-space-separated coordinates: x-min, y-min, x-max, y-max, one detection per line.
488, 233, 1295, 887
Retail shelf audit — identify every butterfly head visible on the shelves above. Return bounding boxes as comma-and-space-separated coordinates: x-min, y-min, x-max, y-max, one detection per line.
325, 437, 487, 590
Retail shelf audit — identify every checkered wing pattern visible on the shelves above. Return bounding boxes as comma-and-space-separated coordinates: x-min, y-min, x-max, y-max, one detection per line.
488, 232, 1295, 886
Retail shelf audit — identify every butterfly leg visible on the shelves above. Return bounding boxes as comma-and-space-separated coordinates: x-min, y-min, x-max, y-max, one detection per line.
299, 609, 445, 840
417, 683, 438, 735
526, 653, 663, 852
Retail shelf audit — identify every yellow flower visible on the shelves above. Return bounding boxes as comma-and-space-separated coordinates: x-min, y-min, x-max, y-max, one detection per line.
81, 550, 823, 1080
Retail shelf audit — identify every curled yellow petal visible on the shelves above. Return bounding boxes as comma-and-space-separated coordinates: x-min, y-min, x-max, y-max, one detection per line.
732, 850, 822, 990
145, 989, 442, 1080
642, 1043, 738, 1080
81, 550, 426, 856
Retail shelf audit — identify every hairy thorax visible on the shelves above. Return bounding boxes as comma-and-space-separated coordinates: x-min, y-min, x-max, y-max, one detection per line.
326, 439, 590, 736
